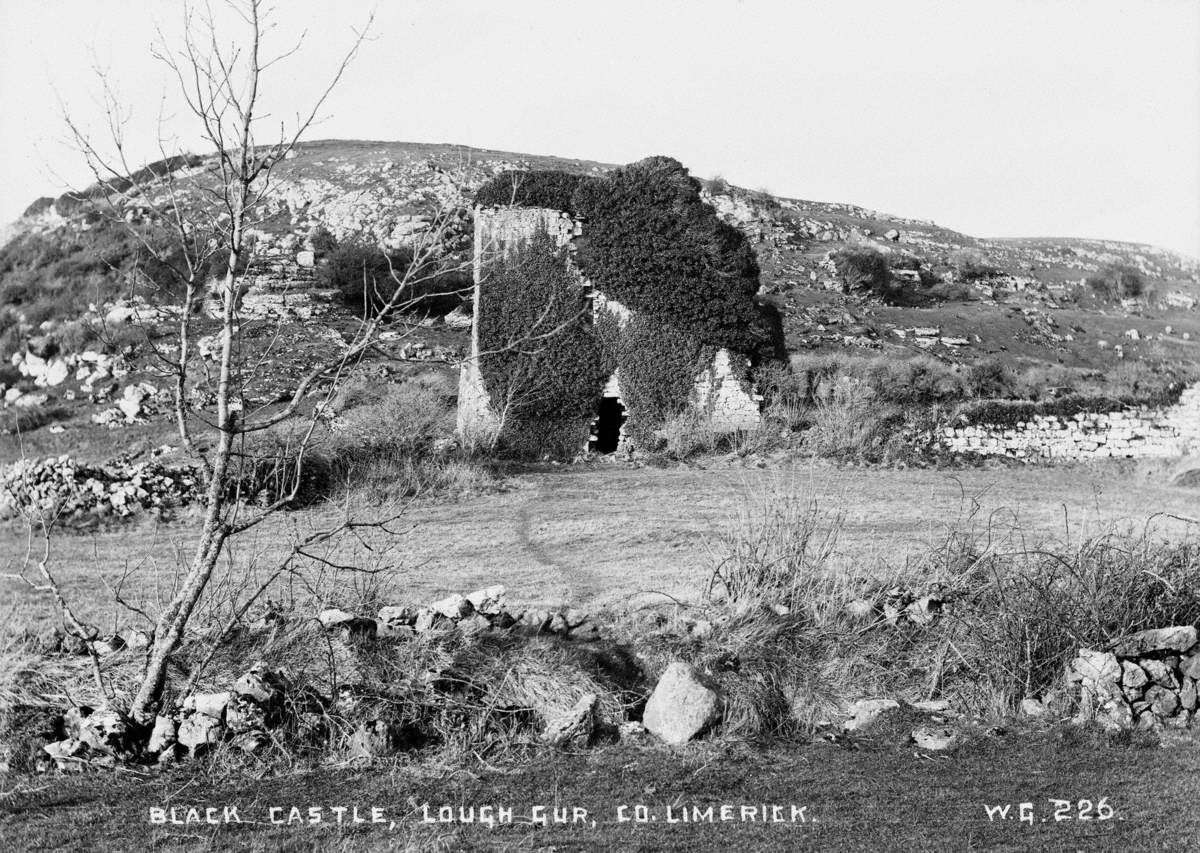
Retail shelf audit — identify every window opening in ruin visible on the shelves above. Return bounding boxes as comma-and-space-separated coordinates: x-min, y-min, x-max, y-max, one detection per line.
589, 397, 626, 454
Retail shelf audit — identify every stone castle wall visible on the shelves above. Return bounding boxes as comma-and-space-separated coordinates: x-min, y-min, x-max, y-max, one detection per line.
458, 207, 763, 446
939, 383, 1200, 460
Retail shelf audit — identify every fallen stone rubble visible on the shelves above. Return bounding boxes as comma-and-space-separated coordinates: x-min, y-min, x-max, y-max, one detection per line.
31, 585, 727, 771
0, 455, 202, 520
25, 576, 1198, 773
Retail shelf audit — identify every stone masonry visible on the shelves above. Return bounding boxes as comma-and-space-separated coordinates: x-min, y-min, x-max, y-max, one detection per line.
457, 206, 762, 448
939, 383, 1200, 461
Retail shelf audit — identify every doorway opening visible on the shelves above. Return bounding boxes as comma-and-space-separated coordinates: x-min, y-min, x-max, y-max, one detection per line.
589, 397, 626, 454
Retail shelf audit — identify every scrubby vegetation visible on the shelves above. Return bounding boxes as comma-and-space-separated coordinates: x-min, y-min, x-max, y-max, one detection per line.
947, 247, 998, 281
227, 379, 493, 507
0, 219, 189, 359
697, 483, 1200, 728
1087, 262, 1147, 301
317, 238, 466, 318
742, 352, 1199, 462
829, 247, 895, 301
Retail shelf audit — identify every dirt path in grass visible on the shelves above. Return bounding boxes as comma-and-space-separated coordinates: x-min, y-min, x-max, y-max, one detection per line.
4, 459, 1198, 629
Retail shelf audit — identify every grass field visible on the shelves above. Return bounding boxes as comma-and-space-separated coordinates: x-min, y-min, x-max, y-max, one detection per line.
4, 458, 1198, 633
2, 725, 1197, 852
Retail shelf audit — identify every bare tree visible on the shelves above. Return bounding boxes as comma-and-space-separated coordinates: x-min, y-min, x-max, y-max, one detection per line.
51, 0, 483, 723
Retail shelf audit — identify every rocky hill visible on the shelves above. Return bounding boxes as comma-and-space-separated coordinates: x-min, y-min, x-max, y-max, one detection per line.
1, 139, 1198, 461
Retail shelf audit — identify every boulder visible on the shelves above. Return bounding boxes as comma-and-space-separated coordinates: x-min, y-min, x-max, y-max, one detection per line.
1111, 626, 1198, 657
430, 594, 473, 620
1181, 651, 1200, 680
642, 662, 722, 745
465, 585, 507, 616
378, 605, 416, 630
1069, 649, 1120, 685
1019, 697, 1048, 718
911, 726, 959, 751
543, 693, 597, 749
1140, 659, 1179, 690
234, 667, 283, 705
842, 698, 901, 733
1181, 678, 1198, 713
43, 738, 87, 771
317, 608, 357, 629
884, 229, 900, 241
177, 713, 224, 752
521, 609, 552, 632
189, 691, 231, 719
76, 707, 131, 756
147, 716, 177, 755
295, 250, 315, 268
225, 696, 268, 734
413, 608, 447, 634
1120, 661, 1149, 692
118, 627, 152, 650
1146, 685, 1179, 718
317, 609, 376, 641
458, 613, 493, 636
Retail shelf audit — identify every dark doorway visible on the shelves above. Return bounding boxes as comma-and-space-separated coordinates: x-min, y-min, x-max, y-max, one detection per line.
590, 397, 626, 454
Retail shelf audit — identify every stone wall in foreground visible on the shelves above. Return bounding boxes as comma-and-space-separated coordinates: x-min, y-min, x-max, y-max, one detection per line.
938, 383, 1200, 460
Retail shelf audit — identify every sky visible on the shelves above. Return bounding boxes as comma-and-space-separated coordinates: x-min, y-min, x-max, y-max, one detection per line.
1, 0, 1198, 256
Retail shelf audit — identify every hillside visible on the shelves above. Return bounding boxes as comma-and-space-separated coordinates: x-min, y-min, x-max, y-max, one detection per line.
1, 139, 1198, 460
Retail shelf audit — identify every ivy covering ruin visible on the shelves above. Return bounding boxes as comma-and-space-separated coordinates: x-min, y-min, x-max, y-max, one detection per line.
473, 156, 782, 450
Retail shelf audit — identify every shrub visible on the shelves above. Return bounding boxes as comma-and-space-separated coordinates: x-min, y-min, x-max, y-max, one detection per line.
947, 247, 997, 281
318, 241, 462, 317
964, 358, 1014, 399
225, 430, 335, 508
306, 224, 338, 259
939, 524, 1200, 712
830, 247, 894, 301
1087, 263, 1145, 301
1, 405, 72, 436
800, 380, 899, 460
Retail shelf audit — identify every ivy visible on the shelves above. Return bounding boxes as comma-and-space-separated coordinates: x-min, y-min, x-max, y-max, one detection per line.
572, 156, 770, 354
474, 169, 597, 213
474, 156, 784, 445
477, 226, 614, 457
615, 314, 711, 444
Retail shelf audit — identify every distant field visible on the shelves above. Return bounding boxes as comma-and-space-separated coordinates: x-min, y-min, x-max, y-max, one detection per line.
4, 460, 1197, 633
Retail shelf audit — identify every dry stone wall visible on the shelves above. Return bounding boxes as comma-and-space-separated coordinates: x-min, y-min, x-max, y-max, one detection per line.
938, 383, 1200, 460
1069, 626, 1199, 731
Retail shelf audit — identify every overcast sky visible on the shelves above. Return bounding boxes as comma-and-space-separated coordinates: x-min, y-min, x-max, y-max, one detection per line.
1, 0, 1197, 256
